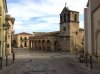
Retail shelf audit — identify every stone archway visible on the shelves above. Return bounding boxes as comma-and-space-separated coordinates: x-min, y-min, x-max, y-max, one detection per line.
47, 40, 51, 51
54, 41, 59, 51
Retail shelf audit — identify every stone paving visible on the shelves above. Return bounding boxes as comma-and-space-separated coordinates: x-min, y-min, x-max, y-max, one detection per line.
0, 48, 100, 74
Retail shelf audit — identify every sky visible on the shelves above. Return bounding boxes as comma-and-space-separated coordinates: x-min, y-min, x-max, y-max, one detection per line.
7, 0, 88, 34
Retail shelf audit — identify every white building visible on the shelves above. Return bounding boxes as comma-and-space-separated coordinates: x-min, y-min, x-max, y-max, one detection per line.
84, 0, 100, 62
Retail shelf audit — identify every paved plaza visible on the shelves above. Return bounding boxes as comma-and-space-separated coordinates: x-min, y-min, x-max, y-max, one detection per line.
0, 48, 100, 74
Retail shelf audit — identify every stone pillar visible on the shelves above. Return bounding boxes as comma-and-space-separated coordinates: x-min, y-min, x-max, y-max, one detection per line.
29, 40, 30, 49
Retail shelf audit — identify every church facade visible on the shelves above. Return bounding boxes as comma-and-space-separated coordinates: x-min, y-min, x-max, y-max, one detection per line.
29, 5, 84, 52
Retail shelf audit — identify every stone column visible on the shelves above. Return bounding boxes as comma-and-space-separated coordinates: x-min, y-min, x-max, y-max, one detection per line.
29, 40, 31, 49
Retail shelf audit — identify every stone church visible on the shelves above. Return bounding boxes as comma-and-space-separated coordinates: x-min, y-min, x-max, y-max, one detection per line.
29, 5, 84, 52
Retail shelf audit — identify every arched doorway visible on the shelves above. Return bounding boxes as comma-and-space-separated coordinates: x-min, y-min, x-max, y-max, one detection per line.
54, 41, 59, 51
38, 40, 41, 50
42, 40, 45, 51
47, 40, 51, 51
24, 42, 27, 47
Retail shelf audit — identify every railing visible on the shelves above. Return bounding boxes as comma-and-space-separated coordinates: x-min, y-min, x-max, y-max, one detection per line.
77, 52, 93, 69
0, 53, 15, 70
85, 54, 93, 69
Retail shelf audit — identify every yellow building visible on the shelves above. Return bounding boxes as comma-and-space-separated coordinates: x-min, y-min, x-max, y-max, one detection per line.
14, 32, 32, 48
5, 15, 15, 55
0, 0, 8, 59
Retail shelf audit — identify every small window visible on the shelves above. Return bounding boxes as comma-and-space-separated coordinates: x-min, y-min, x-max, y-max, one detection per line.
7, 44, 9, 48
76, 32, 78, 35
81, 42, 83, 45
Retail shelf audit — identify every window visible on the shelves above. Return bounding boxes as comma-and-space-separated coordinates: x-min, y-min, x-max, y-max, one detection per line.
64, 13, 66, 22
7, 44, 9, 48
76, 32, 78, 35
81, 42, 83, 45
74, 14, 77, 21
0, 7, 1, 15
20, 37, 22, 40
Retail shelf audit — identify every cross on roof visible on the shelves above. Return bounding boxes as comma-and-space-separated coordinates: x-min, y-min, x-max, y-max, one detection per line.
65, 3, 67, 7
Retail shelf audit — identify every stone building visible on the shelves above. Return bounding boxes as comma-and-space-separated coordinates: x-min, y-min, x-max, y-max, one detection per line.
84, 0, 100, 62
5, 15, 15, 55
14, 32, 32, 48
29, 5, 84, 52
29, 31, 60, 51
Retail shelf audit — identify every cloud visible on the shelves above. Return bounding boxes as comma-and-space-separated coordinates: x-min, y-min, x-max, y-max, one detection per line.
7, 0, 88, 33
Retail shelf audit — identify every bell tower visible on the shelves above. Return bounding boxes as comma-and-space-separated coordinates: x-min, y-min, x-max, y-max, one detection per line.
59, 3, 79, 52
60, 3, 70, 36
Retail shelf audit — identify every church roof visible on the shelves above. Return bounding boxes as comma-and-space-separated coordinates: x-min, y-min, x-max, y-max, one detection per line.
60, 6, 69, 14
60, 3, 79, 14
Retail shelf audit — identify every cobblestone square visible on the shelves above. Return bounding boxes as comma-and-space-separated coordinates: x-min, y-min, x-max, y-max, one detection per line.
0, 48, 100, 74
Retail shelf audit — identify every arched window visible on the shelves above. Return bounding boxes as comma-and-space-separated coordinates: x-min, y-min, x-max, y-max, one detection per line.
64, 13, 66, 22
